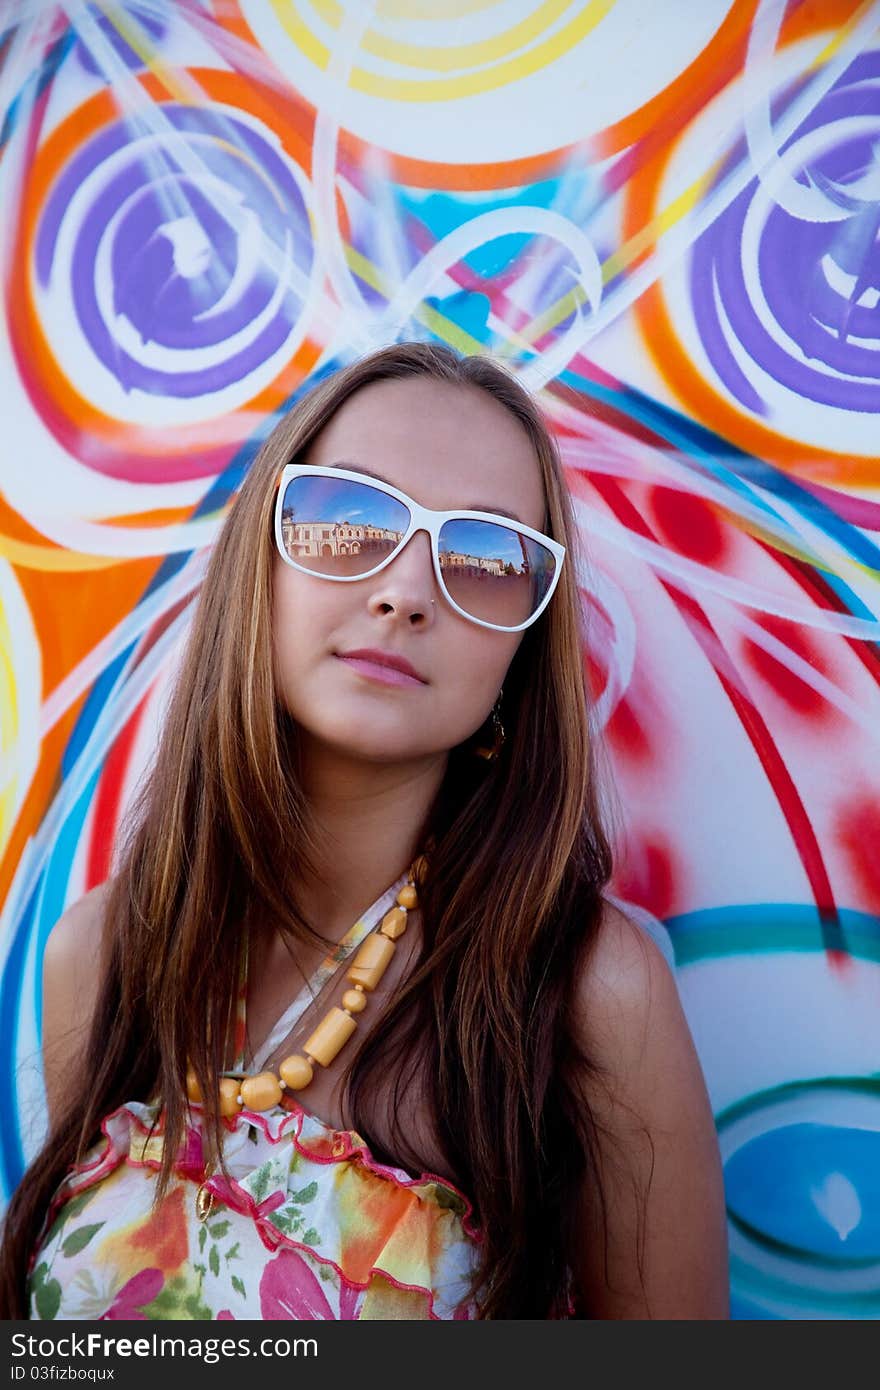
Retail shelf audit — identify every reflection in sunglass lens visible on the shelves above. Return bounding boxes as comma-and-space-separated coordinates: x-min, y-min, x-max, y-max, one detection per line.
438, 518, 556, 628
279, 475, 557, 628
280, 475, 409, 576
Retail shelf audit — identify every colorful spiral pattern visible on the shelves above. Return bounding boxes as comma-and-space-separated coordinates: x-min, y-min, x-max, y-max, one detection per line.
0, 0, 878, 1319
34, 101, 313, 403
694, 51, 880, 420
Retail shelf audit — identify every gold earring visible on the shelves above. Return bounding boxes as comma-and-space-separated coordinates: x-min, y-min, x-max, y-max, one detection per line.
473, 688, 505, 762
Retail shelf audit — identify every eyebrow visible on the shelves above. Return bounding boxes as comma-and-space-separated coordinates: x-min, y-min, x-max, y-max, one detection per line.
326, 461, 525, 524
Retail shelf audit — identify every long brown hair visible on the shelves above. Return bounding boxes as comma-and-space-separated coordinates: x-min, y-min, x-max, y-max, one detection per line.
0, 342, 614, 1318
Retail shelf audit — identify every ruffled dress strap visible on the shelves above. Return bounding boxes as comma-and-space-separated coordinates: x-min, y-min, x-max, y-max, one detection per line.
230, 866, 414, 1074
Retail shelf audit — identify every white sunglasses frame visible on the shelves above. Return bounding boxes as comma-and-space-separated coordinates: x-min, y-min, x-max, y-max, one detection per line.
273, 463, 566, 633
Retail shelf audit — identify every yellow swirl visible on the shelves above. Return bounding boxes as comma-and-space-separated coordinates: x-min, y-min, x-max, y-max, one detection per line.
271, 0, 615, 101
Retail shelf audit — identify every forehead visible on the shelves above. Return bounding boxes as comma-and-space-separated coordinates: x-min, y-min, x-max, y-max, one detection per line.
303, 375, 547, 531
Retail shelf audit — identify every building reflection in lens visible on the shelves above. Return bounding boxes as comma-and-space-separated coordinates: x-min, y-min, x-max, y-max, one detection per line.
281, 512, 528, 582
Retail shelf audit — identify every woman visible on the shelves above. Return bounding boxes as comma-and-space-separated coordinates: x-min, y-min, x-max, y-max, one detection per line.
0, 342, 728, 1319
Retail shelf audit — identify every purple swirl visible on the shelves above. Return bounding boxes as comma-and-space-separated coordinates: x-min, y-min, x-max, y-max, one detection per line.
35, 104, 312, 398
691, 51, 880, 415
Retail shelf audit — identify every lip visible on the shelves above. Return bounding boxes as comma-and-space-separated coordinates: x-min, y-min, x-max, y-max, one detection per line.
336, 648, 428, 687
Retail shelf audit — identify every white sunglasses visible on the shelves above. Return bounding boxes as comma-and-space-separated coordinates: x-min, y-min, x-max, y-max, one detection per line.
273, 463, 566, 633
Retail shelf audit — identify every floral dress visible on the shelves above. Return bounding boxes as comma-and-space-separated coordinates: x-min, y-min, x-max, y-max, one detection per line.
28, 871, 482, 1320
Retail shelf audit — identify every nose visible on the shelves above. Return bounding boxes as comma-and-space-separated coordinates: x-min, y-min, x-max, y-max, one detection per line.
366, 527, 438, 625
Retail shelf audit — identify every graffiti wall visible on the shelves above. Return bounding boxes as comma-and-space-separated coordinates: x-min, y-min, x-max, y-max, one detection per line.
1, 0, 878, 1319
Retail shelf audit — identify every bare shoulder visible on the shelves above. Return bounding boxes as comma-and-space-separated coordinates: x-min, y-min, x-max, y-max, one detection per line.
572, 898, 712, 1142
42, 879, 115, 1127
43, 879, 112, 971
568, 898, 729, 1318
573, 899, 680, 1069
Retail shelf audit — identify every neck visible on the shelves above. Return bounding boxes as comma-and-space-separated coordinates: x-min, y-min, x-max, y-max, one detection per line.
294, 740, 448, 938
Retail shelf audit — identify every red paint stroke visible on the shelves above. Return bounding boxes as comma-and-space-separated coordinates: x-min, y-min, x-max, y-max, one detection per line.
86, 680, 155, 888
754, 538, 880, 690
605, 691, 653, 765
611, 834, 678, 921
85, 587, 201, 886
648, 484, 728, 566
583, 647, 608, 706
581, 589, 613, 701
742, 611, 831, 720
834, 791, 880, 915
586, 472, 840, 930
132, 590, 197, 668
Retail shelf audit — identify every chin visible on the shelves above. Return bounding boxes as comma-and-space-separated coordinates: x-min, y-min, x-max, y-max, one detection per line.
350, 736, 439, 763
301, 722, 429, 761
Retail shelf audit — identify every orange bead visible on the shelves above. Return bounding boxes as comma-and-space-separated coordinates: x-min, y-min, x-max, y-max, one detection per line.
240, 1071, 283, 1112
279, 1054, 313, 1090
303, 1007, 358, 1067
342, 988, 367, 1013
397, 884, 418, 910
186, 1067, 202, 1103
379, 906, 408, 940
218, 1077, 241, 1117
347, 932, 395, 992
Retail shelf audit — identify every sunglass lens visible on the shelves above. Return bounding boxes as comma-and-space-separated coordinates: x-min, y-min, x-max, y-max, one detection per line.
438, 518, 557, 628
279, 475, 409, 576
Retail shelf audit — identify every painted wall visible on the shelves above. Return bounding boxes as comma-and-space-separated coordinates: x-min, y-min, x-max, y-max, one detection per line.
1, 0, 878, 1319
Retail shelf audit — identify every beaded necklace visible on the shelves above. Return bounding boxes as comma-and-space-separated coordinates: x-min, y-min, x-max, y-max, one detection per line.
186, 851, 427, 1123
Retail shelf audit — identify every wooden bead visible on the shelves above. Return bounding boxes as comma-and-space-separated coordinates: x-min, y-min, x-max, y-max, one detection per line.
303, 1007, 358, 1067
279, 1054, 313, 1090
218, 1076, 241, 1117
347, 932, 395, 992
191, 866, 428, 1113
240, 1071, 283, 1112
342, 988, 367, 1013
379, 906, 408, 940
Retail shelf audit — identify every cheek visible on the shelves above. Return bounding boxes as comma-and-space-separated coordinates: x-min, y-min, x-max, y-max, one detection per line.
273, 576, 302, 676
273, 566, 339, 647
271, 570, 334, 697
451, 630, 521, 711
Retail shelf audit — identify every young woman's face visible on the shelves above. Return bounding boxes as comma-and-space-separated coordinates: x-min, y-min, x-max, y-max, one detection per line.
272, 375, 549, 766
